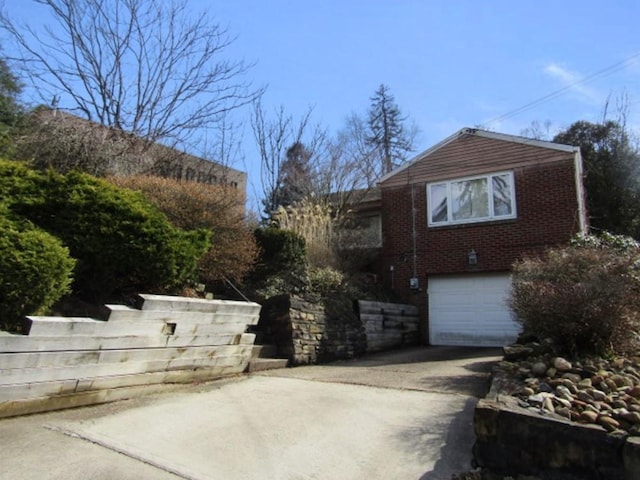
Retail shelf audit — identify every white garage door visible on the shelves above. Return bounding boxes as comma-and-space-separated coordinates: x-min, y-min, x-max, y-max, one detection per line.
428, 273, 520, 347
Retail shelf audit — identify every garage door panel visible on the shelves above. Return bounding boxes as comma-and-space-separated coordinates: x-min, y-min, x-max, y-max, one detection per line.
428, 273, 520, 347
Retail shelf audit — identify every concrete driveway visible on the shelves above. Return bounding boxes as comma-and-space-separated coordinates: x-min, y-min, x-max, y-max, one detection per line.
0, 346, 501, 480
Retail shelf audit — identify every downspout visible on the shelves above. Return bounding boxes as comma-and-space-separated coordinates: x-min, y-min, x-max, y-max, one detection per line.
573, 148, 587, 234
410, 182, 418, 281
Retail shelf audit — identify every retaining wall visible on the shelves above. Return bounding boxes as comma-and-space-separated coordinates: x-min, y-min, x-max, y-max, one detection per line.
258, 296, 420, 365
474, 372, 640, 480
0, 294, 260, 418
357, 300, 420, 352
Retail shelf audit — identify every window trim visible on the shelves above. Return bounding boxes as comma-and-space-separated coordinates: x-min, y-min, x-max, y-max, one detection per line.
427, 171, 517, 226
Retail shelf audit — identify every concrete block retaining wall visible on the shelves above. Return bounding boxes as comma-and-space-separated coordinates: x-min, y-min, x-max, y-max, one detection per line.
0, 294, 260, 418
357, 300, 420, 352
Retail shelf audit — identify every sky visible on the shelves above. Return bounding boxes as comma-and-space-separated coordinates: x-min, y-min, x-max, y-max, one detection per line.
3, 1, 640, 211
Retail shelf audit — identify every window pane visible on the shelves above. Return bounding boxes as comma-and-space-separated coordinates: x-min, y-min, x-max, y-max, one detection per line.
430, 183, 448, 222
452, 178, 488, 220
492, 174, 512, 216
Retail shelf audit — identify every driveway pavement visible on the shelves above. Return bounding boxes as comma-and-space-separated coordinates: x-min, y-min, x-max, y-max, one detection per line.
0, 346, 501, 480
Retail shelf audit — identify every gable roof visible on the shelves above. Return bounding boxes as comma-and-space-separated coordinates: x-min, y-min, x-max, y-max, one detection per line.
379, 127, 579, 186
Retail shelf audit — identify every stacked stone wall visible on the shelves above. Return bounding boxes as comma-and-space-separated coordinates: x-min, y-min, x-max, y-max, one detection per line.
259, 295, 418, 365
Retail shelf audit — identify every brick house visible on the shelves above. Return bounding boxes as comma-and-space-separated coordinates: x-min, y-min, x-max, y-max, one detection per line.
375, 127, 587, 346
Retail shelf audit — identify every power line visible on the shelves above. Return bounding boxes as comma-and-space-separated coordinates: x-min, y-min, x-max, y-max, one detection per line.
480, 51, 640, 128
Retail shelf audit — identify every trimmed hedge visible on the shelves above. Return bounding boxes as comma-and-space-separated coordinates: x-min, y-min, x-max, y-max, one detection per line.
1, 160, 210, 303
253, 227, 306, 277
0, 215, 75, 331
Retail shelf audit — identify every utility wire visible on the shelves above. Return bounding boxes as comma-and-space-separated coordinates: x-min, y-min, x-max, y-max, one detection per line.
480, 51, 640, 128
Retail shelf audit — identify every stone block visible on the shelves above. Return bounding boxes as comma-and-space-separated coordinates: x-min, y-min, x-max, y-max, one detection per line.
624, 436, 640, 480
474, 397, 626, 479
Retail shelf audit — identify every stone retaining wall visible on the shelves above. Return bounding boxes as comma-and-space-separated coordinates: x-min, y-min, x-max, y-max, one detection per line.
259, 295, 367, 365
258, 296, 420, 365
474, 371, 640, 480
0, 294, 260, 418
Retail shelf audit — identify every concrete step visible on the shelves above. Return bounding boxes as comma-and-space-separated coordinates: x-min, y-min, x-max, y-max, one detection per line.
247, 358, 289, 372
251, 344, 278, 359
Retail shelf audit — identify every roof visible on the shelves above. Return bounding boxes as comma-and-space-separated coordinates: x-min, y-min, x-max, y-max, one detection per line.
378, 127, 579, 185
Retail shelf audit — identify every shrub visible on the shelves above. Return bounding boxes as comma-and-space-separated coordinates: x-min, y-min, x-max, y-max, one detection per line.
246, 227, 307, 298
272, 200, 336, 268
7, 167, 210, 302
0, 158, 47, 204
509, 233, 640, 356
109, 175, 258, 284
253, 227, 306, 276
0, 215, 75, 331
307, 266, 344, 296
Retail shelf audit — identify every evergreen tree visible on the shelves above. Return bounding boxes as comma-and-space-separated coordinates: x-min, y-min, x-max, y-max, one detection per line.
0, 56, 24, 156
554, 120, 640, 238
274, 141, 314, 208
366, 84, 413, 176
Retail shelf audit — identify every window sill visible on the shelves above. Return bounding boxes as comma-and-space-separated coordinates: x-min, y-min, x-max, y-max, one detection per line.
427, 218, 518, 230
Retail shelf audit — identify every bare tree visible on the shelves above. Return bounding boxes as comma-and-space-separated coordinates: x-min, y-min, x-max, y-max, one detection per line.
1, 0, 262, 150
251, 99, 328, 217
520, 120, 553, 140
332, 113, 378, 188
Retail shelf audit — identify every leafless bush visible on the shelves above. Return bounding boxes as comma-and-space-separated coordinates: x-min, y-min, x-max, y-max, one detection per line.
509, 236, 640, 356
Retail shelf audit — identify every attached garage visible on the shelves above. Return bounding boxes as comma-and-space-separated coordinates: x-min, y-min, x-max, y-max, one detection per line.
428, 273, 520, 347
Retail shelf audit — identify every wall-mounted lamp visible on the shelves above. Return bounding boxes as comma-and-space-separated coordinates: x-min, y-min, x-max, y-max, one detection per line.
468, 249, 478, 265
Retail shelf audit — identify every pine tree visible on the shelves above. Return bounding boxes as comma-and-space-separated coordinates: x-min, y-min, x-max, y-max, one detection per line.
366, 84, 413, 176
276, 141, 314, 207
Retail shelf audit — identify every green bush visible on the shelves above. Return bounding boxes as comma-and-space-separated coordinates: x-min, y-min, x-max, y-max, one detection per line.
0, 216, 75, 331
246, 227, 307, 299
307, 266, 344, 296
0, 158, 47, 204
2, 163, 210, 302
253, 227, 306, 277
509, 233, 640, 356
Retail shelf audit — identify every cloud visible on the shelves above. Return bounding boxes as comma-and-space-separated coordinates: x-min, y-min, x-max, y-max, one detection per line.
543, 63, 603, 104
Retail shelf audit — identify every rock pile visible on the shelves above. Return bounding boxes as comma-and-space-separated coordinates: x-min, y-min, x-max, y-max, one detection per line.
501, 342, 640, 435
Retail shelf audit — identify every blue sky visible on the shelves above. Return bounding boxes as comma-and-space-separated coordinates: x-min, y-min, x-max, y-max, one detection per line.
4, 1, 640, 210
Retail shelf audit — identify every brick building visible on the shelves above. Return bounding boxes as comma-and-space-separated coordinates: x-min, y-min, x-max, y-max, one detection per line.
25, 108, 247, 200
376, 127, 587, 346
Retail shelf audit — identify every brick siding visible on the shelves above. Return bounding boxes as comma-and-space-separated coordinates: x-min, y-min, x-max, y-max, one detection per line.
378, 159, 583, 307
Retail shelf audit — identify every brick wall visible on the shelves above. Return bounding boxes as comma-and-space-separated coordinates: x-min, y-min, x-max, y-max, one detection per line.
378, 160, 584, 306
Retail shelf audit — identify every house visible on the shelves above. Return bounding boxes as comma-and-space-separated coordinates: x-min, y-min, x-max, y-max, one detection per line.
376, 127, 587, 347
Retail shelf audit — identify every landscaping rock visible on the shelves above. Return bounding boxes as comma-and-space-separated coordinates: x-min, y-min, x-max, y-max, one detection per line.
553, 357, 572, 371
501, 342, 640, 437
531, 361, 548, 377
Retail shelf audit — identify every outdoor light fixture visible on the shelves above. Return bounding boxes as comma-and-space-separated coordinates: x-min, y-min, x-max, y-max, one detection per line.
468, 249, 478, 265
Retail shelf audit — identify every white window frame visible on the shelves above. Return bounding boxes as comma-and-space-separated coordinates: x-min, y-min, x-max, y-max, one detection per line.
427, 171, 517, 226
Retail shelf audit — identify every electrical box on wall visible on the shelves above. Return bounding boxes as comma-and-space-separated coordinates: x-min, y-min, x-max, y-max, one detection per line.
409, 277, 420, 290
